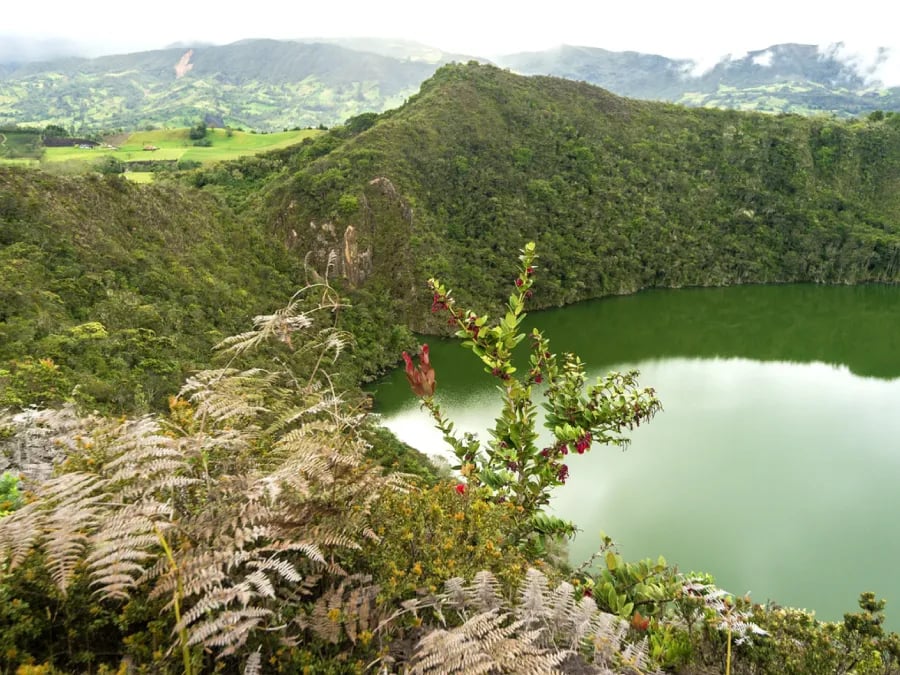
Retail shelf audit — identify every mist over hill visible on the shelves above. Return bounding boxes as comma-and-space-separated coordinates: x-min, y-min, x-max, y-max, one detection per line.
495, 42, 900, 117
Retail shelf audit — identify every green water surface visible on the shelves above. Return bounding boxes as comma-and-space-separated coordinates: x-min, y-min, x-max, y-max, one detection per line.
371, 284, 900, 625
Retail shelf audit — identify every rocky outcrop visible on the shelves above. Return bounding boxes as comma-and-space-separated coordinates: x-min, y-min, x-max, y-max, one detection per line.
0, 406, 81, 482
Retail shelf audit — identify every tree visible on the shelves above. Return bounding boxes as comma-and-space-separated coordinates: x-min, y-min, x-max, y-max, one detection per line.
42, 124, 69, 138
188, 121, 207, 140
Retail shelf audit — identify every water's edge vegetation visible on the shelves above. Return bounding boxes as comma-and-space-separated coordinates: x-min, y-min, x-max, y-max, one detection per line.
3, 62, 900, 672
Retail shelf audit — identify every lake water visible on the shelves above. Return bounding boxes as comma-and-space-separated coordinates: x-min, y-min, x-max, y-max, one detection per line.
371, 284, 900, 626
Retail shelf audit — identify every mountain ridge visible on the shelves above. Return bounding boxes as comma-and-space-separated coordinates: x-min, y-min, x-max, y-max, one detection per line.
1, 38, 898, 132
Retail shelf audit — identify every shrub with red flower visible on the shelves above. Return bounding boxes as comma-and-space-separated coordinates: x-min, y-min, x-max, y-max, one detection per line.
402, 345, 436, 397
403, 242, 661, 546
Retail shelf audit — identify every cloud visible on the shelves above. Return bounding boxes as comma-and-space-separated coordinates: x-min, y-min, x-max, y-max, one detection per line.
0, 35, 84, 63
752, 50, 774, 67
820, 42, 900, 88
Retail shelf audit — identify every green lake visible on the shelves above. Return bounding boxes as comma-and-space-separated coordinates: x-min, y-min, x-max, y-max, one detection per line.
371, 284, 900, 626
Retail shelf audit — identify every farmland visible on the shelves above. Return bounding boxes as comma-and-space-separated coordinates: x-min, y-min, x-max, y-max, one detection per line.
0, 126, 322, 179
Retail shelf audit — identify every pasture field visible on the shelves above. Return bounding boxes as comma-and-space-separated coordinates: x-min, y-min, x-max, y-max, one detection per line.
0, 127, 322, 178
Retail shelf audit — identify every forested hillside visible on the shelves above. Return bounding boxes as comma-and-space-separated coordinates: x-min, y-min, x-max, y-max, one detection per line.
248, 63, 900, 328
0, 169, 305, 411
5, 62, 900, 410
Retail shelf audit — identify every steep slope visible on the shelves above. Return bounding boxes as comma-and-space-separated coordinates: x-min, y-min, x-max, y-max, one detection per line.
0, 168, 302, 411
255, 63, 900, 327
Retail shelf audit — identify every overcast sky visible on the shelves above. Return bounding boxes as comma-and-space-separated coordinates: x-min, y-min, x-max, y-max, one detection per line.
5, 0, 900, 82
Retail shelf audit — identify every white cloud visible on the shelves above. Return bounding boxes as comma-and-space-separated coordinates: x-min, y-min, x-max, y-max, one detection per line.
752, 50, 774, 67
820, 43, 900, 88
3, 0, 899, 81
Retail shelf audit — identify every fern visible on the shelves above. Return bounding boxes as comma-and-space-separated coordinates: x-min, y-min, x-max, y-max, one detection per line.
0, 282, 402, 669
411, 609, 570, 674
404, 568, 664, 674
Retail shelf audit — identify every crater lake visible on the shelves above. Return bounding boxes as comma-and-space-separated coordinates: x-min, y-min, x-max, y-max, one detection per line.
371, 284, 900, 626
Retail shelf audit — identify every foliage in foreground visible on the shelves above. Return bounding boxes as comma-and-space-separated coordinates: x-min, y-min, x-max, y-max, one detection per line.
2, 252, 900, 673
410, 243, 660, 549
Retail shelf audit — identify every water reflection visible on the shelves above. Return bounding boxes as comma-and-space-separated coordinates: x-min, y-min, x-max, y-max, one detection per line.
371, 285, 900, 624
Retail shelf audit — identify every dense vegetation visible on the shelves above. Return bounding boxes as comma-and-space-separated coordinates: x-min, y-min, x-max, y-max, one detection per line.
0, 167, 311, 411
5, 60, 900, 413
2, 250, 900, 674
3, 62, 900, 672
244, 63, 900, 329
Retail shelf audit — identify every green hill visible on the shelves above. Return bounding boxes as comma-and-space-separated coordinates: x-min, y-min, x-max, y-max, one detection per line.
4, 62, 900, 410
0, 167, 305, 411
244, 63, 900, 329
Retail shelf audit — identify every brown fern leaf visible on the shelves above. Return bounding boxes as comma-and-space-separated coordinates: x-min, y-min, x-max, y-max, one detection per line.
0, 471, 106, 594
243, 649, 262, 675
468, 570, 503, 613
411, 610, 569, 674
186, 607, 274, 654
180, 368, 282, 425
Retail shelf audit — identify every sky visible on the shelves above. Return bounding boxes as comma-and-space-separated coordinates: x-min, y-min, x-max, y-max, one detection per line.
4, 0, 900, 83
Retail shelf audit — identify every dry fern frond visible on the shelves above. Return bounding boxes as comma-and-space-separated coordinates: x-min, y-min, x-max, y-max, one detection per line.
468, 570, 504, 612
243, 649, 262, 675
179, 367, 281, 426
410, 609, 570, 674
412, 568, 663, 674
0, 471, 105, 593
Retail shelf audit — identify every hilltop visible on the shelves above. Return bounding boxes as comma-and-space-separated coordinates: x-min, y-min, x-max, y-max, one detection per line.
236, 62, 900, 328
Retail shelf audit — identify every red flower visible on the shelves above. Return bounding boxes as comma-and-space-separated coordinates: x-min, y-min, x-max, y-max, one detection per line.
631, 611, 650, 632
402, 345, 436, 397
575, 433, 592, 454
557, 464, 569, 482
455, 483, 466, 495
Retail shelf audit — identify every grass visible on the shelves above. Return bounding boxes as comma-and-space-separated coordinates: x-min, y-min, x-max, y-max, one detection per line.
123, 171, 154, 183
3, 127, 323, 173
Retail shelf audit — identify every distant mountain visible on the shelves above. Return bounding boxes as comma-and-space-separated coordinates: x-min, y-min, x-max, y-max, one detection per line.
2, 38, 899, 133
496, 43, 900, 117
294, 37, 477, 64
0, 39, 473, 131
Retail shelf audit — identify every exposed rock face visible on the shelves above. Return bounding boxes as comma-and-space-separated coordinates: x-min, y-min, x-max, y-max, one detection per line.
278, 176, 414, 307
340, 224, 372, 287
0, 407, 81, 482
174, 50, 194, 79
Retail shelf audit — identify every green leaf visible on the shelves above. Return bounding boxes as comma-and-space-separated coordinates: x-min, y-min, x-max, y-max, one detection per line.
606, 586, 618, 611
606, 550, 618, 571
